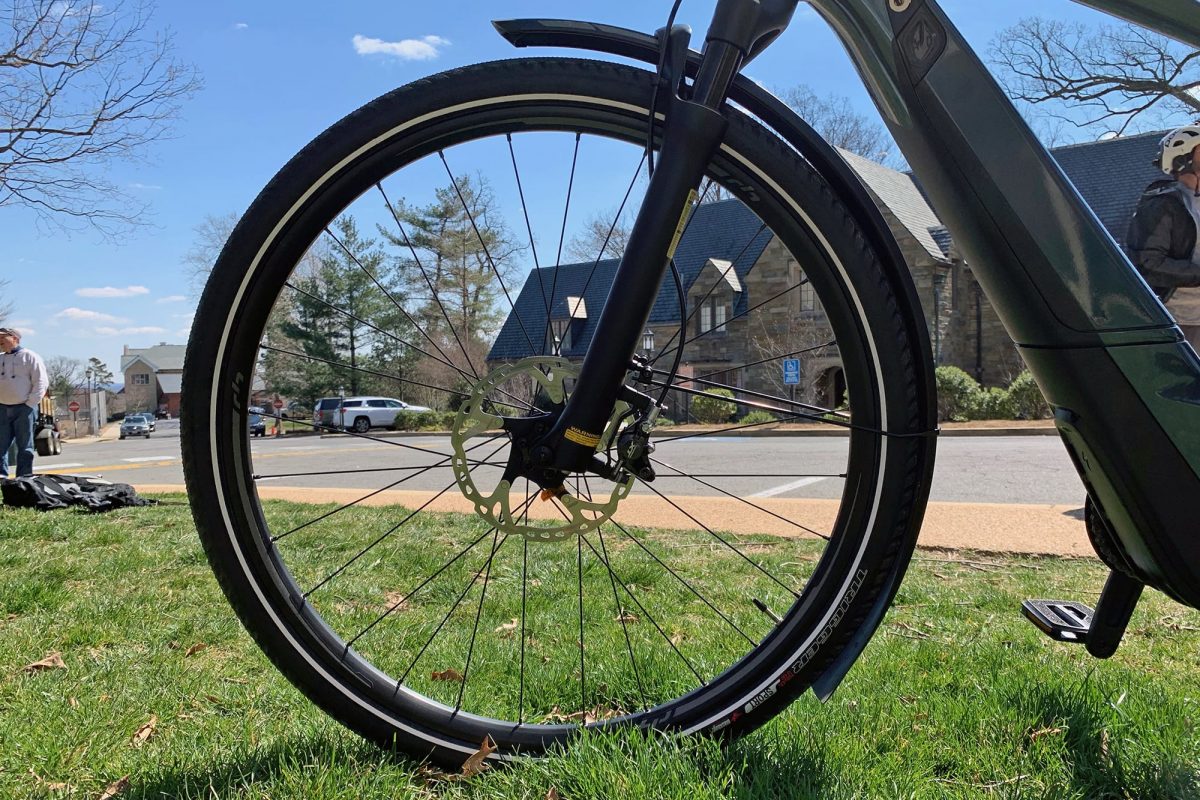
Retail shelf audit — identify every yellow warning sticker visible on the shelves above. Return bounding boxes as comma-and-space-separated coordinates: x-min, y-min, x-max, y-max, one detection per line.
564, 427, 601, 448
666, 188, 699, 261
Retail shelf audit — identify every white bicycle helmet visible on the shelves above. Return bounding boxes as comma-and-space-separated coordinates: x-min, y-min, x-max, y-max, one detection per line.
1157, 125, 1200, 175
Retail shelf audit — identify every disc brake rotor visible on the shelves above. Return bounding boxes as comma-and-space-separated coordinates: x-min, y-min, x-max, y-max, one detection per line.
450, 356, 633, 542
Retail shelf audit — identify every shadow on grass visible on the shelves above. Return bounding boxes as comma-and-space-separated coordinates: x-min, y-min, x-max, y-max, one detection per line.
1015, 682, 1199, 800
129, 733, 428, 799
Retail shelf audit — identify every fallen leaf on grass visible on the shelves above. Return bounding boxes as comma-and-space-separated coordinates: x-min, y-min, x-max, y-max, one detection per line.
130, 715, 157, 747
494, 618, 519, 637
383, 591, 409, 612
431, 668, 464, 682
46, 782, 69, 792
68, 697, 79, 708
540, 705, 623, 725
460, 735, 496, 778
184, 643, 207, 657
167, 641, 180, 650
614, 612, 639, 623
545, 788, 561, 800
98, 776, 130, 799
23, 652, 66, 673
1028, 726, 1062, 741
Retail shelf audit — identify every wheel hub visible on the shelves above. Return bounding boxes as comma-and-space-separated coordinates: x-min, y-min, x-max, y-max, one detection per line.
449, 356, 634, 542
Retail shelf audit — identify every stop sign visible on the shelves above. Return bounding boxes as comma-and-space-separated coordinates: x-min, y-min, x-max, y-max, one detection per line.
68, 401, 80, 413
273, 399, 284, 409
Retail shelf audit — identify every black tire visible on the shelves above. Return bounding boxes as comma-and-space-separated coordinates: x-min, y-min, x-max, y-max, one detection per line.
119, 435, 125, 440
351, 416, 371, 434
182, 58, 933, 765
35, 435, 53, 457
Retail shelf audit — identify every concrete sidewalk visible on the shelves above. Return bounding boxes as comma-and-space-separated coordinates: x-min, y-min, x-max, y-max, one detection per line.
133, 483, 1089, 558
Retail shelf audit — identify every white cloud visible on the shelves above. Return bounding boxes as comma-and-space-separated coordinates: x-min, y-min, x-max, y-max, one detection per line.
156, 295, 187, 304
352, 34, 449, 61
128, 182, 162, 191
75, 285, 150, 298
234, 22, 248, 30
94, 325, 167, 336
55, 307, 124, 323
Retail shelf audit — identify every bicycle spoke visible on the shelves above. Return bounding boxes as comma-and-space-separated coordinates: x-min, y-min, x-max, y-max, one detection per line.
607, 517, 757, 647
648, 455, 831, 541
651, 367, 848, 420
689, 341, 837, 384
650, 221, 769, 365
259, 343, 470, 402
438, 151, 536, 354
579, 533, 707, 686
650, 277, 810, 367
596, 524, 649, 712
545, 132, 581, 355
395, 532, 512, 692
376, 182, 482, 380
574, 150, 648, 307
300, 439, 510, 597
507, 133, 550, 332
322, 223, 470, 380
254, 461, 507, 481
455, 526, 506, 712
577, 522, 586, 712
634, 480, 800, 598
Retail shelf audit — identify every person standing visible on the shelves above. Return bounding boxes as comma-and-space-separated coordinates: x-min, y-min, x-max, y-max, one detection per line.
0, 327, 49, 478
1127, 125, 1200, 350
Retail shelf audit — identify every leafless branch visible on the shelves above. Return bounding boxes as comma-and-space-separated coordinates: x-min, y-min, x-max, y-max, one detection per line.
0, 0, 201, 236
991, 17, 1200, 136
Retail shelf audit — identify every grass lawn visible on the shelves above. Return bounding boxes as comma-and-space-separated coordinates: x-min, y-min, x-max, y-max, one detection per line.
1, 497, 1197, 799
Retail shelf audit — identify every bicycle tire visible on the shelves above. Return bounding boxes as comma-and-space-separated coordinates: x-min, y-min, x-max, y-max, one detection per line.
181, 57, 934, 766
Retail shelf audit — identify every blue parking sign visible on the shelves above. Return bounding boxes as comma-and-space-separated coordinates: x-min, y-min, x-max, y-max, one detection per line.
782, 358, 801, 385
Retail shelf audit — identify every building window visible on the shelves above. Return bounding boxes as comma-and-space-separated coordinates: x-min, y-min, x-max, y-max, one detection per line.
799, 282, 816, 313
131, 374, 150, 385
697, 297, 727, 335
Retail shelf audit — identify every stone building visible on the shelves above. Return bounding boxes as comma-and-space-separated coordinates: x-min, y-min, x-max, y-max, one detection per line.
120, 343, 185, 417
487, 132, 1166, 418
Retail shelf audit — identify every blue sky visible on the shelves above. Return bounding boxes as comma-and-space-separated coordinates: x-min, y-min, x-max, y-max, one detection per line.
0, 0, 1119, 371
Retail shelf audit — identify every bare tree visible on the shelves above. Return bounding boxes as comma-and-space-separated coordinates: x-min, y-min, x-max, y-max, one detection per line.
991, 18, 1200, 136
1, 0, 201, 234
780, 85, 900, 166
566, 206, 633, 262
0, 278, 12, 324
45, 355, 84, 402
182, 211, 239, 298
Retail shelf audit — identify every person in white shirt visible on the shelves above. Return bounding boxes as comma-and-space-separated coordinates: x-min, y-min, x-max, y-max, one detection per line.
0, 327, 50, 478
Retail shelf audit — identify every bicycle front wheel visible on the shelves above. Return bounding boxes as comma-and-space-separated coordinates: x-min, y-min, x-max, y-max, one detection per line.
182, 57, 934, 765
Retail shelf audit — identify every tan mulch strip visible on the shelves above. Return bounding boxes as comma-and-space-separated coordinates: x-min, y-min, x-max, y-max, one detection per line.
137, 484, 1088, 557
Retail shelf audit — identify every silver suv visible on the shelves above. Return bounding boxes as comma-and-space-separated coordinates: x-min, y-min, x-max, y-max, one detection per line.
313, 396, 431, 433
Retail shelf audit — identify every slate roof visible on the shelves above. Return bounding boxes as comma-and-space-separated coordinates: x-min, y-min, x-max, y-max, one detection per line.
488, 199, 772, 361
928, 225, 953, 258
1050, 130, 1164, 248
120, 343, 185, 372
838, 148, 947, 261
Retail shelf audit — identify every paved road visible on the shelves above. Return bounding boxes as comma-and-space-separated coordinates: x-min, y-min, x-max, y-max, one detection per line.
42, 423, 1085, 506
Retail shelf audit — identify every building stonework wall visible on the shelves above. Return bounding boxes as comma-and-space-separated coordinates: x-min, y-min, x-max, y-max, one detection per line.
124, 364, 158, 414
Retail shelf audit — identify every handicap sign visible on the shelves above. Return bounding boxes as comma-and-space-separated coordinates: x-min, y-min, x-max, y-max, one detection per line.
782, 358, 801, 385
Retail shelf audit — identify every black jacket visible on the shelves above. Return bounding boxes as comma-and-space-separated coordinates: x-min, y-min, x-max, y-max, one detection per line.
1126, 179, 1200, 300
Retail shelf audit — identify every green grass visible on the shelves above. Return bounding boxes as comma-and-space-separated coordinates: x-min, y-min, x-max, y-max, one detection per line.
0, 497, 1197, 799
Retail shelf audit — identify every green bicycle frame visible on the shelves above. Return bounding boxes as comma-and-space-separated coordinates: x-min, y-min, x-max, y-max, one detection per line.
806, 0, 1200, 607
502, 0, 1200, 609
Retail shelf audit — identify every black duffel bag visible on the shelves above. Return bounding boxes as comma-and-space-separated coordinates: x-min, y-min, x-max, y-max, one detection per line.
0, 474, 157, 512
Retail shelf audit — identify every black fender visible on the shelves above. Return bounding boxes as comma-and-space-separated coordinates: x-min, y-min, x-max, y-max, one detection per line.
496, 19, 938, 700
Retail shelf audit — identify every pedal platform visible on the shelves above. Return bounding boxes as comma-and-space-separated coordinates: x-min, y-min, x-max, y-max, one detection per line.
1021, 599, 1094, 643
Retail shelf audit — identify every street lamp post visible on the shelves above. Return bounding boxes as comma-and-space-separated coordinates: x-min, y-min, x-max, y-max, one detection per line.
642, 328, 655, 360
84, 367, 94, 436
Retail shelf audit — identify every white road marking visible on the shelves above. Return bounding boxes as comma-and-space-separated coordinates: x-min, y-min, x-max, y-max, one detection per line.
34, 462, 84, 470
749, 476, 828, 498
122, 455, 176, 462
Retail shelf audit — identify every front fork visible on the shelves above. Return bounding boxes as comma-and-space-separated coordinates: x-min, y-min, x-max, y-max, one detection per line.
536, 27, 752, 474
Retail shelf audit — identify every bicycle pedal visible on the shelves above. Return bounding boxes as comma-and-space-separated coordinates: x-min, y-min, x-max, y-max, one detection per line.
1020, 599, 1093, 644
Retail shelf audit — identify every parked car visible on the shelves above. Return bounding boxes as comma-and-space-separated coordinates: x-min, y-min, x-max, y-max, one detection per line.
120, 415, 151, 439
314, 396, 431, 433
248, 412, 266, 437
155, 408, 171, 419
